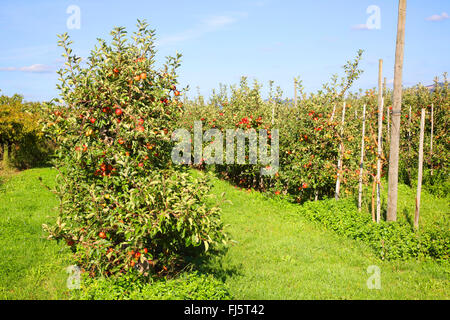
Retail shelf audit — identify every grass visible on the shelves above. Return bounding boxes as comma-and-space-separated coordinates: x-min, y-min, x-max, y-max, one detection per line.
394, 183, 449, 231
0, 168, 448, 299
201, 175, 449, 299
360, 180, 449, 231
0, 168, 72, 299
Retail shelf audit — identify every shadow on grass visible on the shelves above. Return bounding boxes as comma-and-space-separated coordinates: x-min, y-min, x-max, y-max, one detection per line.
184, 246, 242, 283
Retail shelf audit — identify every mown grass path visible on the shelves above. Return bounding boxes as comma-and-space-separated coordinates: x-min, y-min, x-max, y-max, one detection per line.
0, 168, 448, 299
0, 168, 71, 299
206, 176, 449, 299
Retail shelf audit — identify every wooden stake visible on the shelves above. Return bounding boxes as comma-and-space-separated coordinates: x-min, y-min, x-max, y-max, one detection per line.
371, 178, 376, 222
358, 104, 367, 211
415, 108, 426, 229
376, 59, 384, 223
330, 104, 336, 122
387, 0, 407, 222
384, 77, 389, 146
408, 105, 412, 181
387, 105, 390, 145
335, 101, 346, 200
430, 103, 434, 176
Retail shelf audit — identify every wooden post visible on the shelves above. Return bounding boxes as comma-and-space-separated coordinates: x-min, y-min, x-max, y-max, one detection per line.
371, 178, 376, 222
387, 0, 407, 222
335, 101, 346, 200
385, 77, 390, 147
387, 103, 390, 146
330, 104, 336, 122
358, 104, 367, 211
376, 59, 384, 223
407, 105, 412, 181
430, 103, 434, 176
415, 108, 426, 229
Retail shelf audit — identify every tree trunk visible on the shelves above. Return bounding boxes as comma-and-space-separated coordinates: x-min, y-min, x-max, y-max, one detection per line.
376, 59, 384, 223
2, 142, 10, 169
387, 0, 407, 222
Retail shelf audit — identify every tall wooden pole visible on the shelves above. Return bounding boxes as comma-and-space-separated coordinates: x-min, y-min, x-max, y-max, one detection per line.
386, 76, 390, 148
376, 59, 384, 223
335, 102, 346, 200
387, 0, 407, 222
358, 104, 367, 211
415, 108, 426, 229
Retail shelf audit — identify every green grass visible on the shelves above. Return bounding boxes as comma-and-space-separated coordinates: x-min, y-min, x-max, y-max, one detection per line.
0, 168, 72, 299
0, 168, 448, 299
202, 176, 449, 299
394, 183, 449, 231
359, 180, 449, 232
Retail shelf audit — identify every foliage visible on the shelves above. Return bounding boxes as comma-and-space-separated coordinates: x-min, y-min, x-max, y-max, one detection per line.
206, 174, 450, 299
0, 93, 51, 169
398, 77, 450, 195
42, 21, 227, 278
71, 270, 232, 300
297, 198, 449, 261
180, 65, 449, 202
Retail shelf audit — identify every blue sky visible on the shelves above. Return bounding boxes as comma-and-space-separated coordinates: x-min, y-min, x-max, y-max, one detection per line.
0, 0, 448, 102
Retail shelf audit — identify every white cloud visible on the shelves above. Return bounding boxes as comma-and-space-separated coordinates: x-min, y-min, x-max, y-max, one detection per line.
0, 64, 53, 73
425, 12, 449, 22
351, 24, 370, 30
251, 1, 267, 7
0, 45, 56, 62
157, 13, 246, 47
261, 42, 283, 53
204, 15, 236, 28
